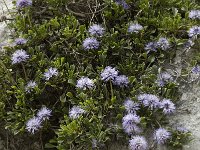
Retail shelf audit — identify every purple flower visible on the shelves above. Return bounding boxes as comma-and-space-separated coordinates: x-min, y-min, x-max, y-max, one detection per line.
188, 26, 200, 38
160, 99, 176, 115
76, 77, 95, 90
88, 24, 105, 37
26, 117, 42, 134
15, 38, 27, 45
154, 128, 171, 144
83, 37, 99, 50
37, 106, 52, 121
159, 72, 172, 81
11, 49, 29, 64
184, 39, 194, 49
138, 94, 160, 109
157, 37, 170, 50
156, 79, 165, 87
144, 42, 158, 52
122, 113, 141, 134
128, 23, 143, 33
16, 0, 32, 8
69, 106, 85, 119
25, 81, 37, 93
115, 0, 129, 9
44, 67, 58, 80
113, 75, 129, 87
92, 139, 98, 148
129, 136, 148, 150
100, 66, 118, 82
124, 98, 140, 113
189, 10, 200, 19
176, 126, 189, 133
191, 65, 200, 74
156, 72, 173, 87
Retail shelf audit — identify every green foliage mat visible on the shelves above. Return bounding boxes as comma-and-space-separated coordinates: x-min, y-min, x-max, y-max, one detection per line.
0, 0, 199, 149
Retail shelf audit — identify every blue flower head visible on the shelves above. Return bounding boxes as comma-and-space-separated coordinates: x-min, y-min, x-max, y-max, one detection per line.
156, 72, 173, 87
157, 37, 170, 50
189, 10, 200, 19
25, 81, 37, 93
26, 117, 42, 134
138, 94, 160, 109
122, 113, 141, 134
15, 38, 27, 45
101, 66, 118, 82
184, 39, 194, 49
115, 0, 130, 9
76, 77, 95, 90
145, 42, 158, 52
69, 106, 85, 119
16, 0, 32, 8
160, 99, 176, 115
191, 65, 200, 74
37, 106, 52, 121
128, 23, 143, 33
188, 26, 200, 38
11, 49, 29, 64
129, 136, 148, 150
83, 37, 99, 50
113, 75, 129, 87
154, 128, 171, 144
44, 67, 58, 81
124, 98, 140, 113
88, 24, 105, 37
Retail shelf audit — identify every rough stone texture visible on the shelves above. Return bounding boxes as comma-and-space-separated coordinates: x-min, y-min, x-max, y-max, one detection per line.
169, 47, 200, 150
0, 0, 13, 41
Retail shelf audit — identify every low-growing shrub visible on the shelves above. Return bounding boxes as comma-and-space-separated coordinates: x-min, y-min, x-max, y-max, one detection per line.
0, 0, 199, 149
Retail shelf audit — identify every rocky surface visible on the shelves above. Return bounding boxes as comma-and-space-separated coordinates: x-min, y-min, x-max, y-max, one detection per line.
169, 48, 200, 150
0, 0, 200, 150
0, 0, 13, 49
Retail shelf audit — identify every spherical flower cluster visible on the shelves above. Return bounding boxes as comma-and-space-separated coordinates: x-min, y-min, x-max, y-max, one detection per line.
124, 98, 140, 113
156, 72, 173, 87
25, 81, 37, 93
69, 106, 85, 119
26, 106, 52, 134
191, 65, 200, 74
157, 37, 170, 50
16, 0, 32, 8
184, 39, 194, 50
189, 10, 200, 19
115, 0, 129, 9
188, 26, 200, 38
176, 126, 189, 133
11, 49, 29, 64
44, 67, 58, 81
92, 139, 98, 148
37, 106, 52, 121
128, 23, 143, 33
88, 24, 105, 37
144, 42, 158, 52
83, 37, 99, 50
160, 99, 176, 115
101, 66, 118, 82
154, 128, 171, 144
15, 38, 27, 45
138, 94, 160, 109
122, 113, 141, 134
113, 75, 129, 87
26, 117, 42, 134
129, 136, 148, 150
76, 77, 95, 90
